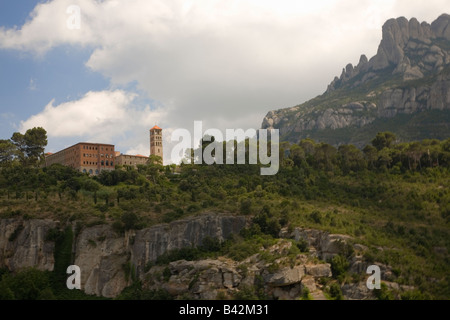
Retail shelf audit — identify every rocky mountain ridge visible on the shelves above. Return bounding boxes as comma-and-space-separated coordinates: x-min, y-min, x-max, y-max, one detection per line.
262, 14, 450, 146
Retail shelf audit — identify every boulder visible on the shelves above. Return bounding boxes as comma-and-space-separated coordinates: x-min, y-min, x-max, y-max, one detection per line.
264, 265, 305, 287
341, 282, 374, 300
305, 264, 332, 278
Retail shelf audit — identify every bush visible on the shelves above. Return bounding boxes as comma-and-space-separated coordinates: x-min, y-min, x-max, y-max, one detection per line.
163, 267, 171, 282
296, 239, 309, 253
331, 255, 349, 280
0, 268, 54, 300
328, 283, 343, 300
374, 282, 394, 300
200, 236, 222, 253
240, 199, 252, 215
233, 285, 258, 300
310, 211, 322, 224
162, 208, 184, 223
252, 212, 281, 238
301, 287, 312, 300
121, 212, 140, 230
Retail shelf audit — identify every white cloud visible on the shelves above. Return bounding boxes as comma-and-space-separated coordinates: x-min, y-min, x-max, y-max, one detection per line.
19, 89, 174, 162
3, 0, 450, 163
20, 90, 135, 140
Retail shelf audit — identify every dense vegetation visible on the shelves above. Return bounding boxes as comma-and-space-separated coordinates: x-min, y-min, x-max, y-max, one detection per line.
0, 129, 449, 299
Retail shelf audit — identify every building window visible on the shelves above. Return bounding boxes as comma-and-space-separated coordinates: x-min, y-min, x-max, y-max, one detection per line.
101, 161, 104, 166
106, 161, 109, 166
89, 169, 93, 175
83, 169, 87, 173
95, 170, 99, 175
111, 162, 114, 166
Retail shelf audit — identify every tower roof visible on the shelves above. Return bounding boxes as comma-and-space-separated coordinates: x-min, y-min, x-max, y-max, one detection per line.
150, 125, 162, 130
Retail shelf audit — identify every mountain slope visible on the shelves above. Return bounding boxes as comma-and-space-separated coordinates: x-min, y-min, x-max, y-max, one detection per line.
262, 14, 450, 146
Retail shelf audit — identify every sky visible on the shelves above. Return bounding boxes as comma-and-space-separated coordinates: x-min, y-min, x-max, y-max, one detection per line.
0, 0, 448, 164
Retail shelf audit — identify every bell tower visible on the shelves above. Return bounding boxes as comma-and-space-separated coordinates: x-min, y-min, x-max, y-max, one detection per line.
150, 125, 163, 163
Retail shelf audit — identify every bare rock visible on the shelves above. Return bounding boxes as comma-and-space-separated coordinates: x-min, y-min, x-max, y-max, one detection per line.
0, 219, 56, 272
300, 275, 316, 292
264, 265, 305, 287
431, 14, 450, 40
341, 282, 374, 300
74, 224, 129, 298
305, 264, 332, 278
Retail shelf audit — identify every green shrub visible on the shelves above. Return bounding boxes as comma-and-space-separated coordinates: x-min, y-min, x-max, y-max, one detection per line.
374, 282, 394, 300
328, 283, 343, 300
163, 267, 171, 282
240, 199, 252, 215
233, 285, 259, 300
331, 255, 349, 280
295, 239, 309, 253
162, 208, 184, 223
301, 287, 312, 300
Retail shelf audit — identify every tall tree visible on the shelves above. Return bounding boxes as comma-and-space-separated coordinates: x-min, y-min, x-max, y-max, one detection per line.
338, 144, 366, 173
372, 132, 396, 151
24, 127, 48, 164
0, 139, 16, 164
363, 145, 378, 169
10, 127, 48, 167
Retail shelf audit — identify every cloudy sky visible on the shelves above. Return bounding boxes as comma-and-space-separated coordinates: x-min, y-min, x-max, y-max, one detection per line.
0, 0, 448, 164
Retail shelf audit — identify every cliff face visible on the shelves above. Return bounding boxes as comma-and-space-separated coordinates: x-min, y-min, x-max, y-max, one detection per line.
0, 214, 247, 298
262, 14, 450, 145
0, 216, 413, 299
131, 214, 248, 277
0, 219, 56, 272
73, 213, 247, 297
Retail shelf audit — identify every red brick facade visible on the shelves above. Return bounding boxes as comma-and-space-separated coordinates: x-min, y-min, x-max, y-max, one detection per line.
45, 142, 115, 175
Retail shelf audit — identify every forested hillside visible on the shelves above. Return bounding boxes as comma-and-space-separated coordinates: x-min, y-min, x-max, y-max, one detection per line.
0, 129, 449, 299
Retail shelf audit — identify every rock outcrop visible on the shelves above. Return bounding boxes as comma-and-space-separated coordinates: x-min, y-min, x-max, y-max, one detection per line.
0, 213, 247, 298
74, 224, 131, 297
262, 14, 450, 145
142, 240, 333, 300
283, 227, 353, 261
0, 219, 56, 272
0, 217, 413, 300
131, 214, 247, 277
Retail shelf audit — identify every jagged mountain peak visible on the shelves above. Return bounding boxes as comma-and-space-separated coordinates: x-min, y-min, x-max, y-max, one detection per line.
262, 14, 450, 147
327, 14, 450, 92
